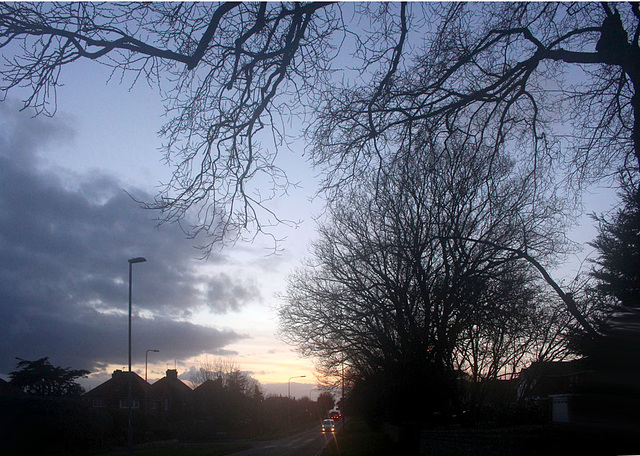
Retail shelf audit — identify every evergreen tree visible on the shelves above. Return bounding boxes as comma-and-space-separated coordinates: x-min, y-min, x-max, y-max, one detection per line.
590, 186, 640, 309
9, 357, 89, 397
584, 183, 640, 429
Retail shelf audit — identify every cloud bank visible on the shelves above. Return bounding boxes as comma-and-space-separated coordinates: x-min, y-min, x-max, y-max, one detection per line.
0, 104, 259, 376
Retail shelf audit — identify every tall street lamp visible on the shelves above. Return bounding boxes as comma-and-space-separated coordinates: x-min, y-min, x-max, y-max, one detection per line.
127, 256, 146, 453
288, 375, 306, 428
342, 360, 345, 433
288, 375, 306, 399
128, 257, 147, 374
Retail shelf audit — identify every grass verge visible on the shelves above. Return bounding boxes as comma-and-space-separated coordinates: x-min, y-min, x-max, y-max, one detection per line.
101, 442, 251, 456
324, 418, 399, 456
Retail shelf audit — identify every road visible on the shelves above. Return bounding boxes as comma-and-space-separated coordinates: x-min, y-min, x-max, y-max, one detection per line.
231, 422, 342, 456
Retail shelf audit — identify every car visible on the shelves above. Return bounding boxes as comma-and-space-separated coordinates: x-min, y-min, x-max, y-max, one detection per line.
321, 418, 336, 433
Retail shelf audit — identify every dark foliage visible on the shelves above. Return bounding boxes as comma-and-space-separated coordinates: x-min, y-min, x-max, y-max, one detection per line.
590, 186, 640, 309
580, 183, 640, 427
0, 395, 113, 455
316, 391, 335, 416
9, 357, 89, 397
281, 135, 580, 422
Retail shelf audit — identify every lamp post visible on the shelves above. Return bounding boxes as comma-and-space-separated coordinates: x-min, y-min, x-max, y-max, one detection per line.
288, 375, 306, 428
310, 388, 321, 419
288, 375, 306, 399
128, 257, 147, 374
145, 349, 159, 382
342, 360, 345, 433
127, 257, 146, 454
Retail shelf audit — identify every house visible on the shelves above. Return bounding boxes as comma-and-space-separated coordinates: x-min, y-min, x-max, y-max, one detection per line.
83, 368, 195, 417
193, 377, 225, 419
517, 360, 592, 424
148, 369, 194, 419
517, 360, 588, 400
83, 369, 150, 410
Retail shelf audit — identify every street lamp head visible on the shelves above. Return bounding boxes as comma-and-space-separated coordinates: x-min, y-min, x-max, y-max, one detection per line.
151, 349, 159, 353
128, 257, 147, 264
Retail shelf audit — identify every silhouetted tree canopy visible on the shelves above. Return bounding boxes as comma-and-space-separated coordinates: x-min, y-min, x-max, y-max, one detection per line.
316, 391, 335, 414
1, 2, 639, 252
9, 357, 89, 397
279, 135, 581, 418
579, 181, 640, 427
590, 183, 640, 309
189, 356, 263, 399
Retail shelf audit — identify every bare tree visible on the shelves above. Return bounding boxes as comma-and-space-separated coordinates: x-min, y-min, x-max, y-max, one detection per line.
311, 2, 640, 198
1, 2, 338, 253
189, 355, 240, 388
2, 3, 639, 253
454, 287, 577, 385
279, 134, 572, 416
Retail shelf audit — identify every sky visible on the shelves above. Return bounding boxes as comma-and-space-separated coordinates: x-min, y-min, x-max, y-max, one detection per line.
0, 59, 322, 398
0, 8, 621, 400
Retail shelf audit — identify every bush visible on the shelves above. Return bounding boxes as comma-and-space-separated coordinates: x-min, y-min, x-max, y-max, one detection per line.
1, 394, 113, 454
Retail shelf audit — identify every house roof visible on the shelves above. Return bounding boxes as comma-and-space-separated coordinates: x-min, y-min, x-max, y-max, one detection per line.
149, 369, 192, 400
83, 370, 149, 398
193, 378, 224, 396
519, 359, 587, 379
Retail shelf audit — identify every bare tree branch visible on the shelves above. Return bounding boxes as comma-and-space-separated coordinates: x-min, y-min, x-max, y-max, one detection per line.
1, 2, 639, 255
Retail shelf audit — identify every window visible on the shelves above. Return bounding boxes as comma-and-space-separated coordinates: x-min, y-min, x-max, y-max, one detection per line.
119, 398, 140, 409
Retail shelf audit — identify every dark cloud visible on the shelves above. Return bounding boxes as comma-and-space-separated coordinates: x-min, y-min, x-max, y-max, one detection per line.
0, 104, 259, 375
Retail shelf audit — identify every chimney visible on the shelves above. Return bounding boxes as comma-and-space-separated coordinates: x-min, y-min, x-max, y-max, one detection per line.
112, 369, 124, 378
166, 369, 178, 381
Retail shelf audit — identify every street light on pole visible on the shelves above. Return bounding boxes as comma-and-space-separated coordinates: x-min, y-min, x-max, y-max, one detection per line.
128, 257, 147, 375
127, 257, 146, 454
288, 375, 306, 428
288, 375, 306, 399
